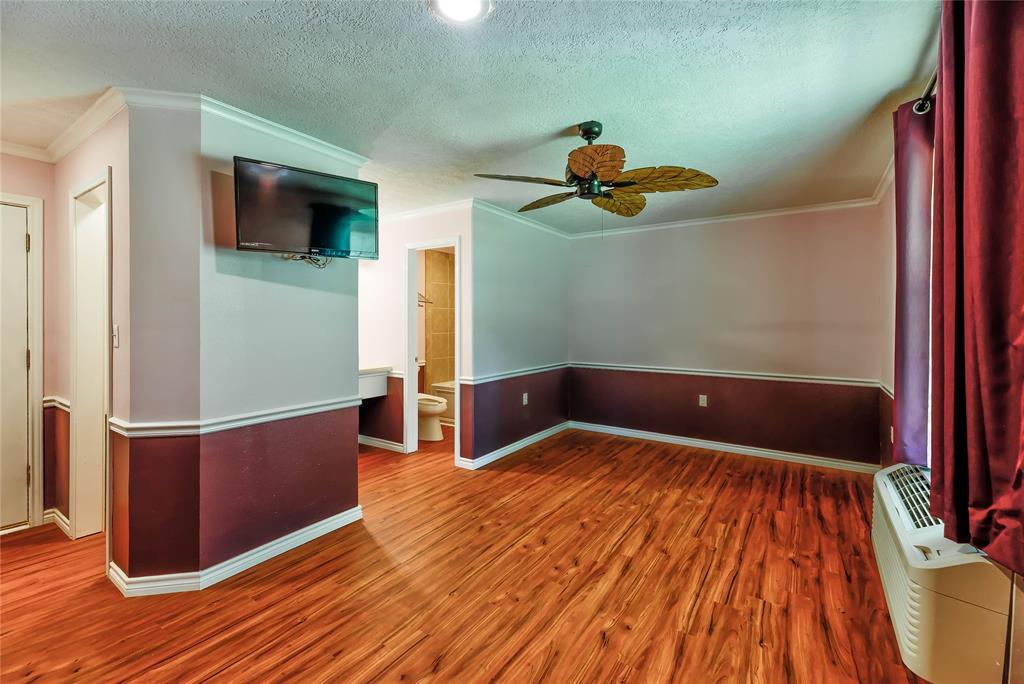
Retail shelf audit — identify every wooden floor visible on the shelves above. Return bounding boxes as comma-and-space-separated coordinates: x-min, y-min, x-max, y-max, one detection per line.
0, 428, 919, 683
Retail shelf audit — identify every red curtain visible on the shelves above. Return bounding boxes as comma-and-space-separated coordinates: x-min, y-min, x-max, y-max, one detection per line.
930, 0, 1024, 575
892, 99, 933, 467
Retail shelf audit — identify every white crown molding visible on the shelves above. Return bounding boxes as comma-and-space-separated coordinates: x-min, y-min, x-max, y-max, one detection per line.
200, 96, 368, 168
566, 194, 882, 240
107, 505, 363, 597
119, 87, 201, 111
108, 395, 362, 437
568, 422, 880, 474
358, 435, 405, 452
456, 421, 569, 470
5, 87, 366, 169
568, 362, 884, 388
459, 362, 569, 385
389, 155, 896, 240
0, 141, 52, 162
382, 198, 475, 222
46, 87, 128, 162
42, 395, 71, 412
470, 199, 570, 239
42, 508, 72, 538
880, 383, 895, 399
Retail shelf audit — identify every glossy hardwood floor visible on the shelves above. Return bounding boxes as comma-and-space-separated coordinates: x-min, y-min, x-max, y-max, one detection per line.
1, 428, 919, 683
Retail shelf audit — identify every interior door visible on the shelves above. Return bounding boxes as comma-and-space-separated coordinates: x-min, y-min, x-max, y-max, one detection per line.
1, 203, 30, 529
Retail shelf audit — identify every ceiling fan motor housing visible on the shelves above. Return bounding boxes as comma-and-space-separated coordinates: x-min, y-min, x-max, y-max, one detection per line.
578, 177, 603, 199
578, 120, 603, 143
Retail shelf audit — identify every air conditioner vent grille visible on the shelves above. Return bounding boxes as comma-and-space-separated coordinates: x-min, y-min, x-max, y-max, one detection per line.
885, 465, 942, 530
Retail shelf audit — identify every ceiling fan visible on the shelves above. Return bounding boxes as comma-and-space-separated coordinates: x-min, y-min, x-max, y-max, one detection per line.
474, 121, 718, 217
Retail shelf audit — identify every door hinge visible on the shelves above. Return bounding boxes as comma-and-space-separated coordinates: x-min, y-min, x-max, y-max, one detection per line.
26, 464, 31, 486
25, 233, 30, 252
26, 348, 31, 369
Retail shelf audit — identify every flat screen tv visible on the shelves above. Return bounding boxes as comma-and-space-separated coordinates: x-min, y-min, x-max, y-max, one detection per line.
234, 156, 379, 260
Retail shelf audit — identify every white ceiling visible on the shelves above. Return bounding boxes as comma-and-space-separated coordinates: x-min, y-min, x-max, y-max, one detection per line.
1, 1, 938, 233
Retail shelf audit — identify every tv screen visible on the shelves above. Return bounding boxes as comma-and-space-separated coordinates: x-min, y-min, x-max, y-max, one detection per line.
234, 157, 378, 260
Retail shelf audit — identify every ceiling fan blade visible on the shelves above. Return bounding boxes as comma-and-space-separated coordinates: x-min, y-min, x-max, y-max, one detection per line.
567, 144, 625, 182
519, 191, 577, 213
592, 192, 646, 217
475, 174, 573, 187
610, 166, 718, 193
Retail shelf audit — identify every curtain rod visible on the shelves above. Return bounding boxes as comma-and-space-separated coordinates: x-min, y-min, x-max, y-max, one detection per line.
913, 68, 938, 115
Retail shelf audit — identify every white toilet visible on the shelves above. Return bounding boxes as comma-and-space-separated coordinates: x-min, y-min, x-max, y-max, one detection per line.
417, 393, 448, 441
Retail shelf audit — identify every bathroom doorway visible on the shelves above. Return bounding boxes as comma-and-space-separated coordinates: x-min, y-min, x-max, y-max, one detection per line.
404, 238, 461, 465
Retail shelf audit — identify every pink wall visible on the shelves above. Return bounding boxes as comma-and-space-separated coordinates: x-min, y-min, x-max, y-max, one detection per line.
1, 154, 59, 396
53, 109, 131, 416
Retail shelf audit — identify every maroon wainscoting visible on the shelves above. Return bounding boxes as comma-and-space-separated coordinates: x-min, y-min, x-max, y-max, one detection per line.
110, 405, 359, 577
460, 383, 474, 458
199, 406, 359, 568
569, 367, 881, 465
462, 368, 569, 459
42, 405, 70, 517
109, 431, 201, 576
358, 376, 404, 445
110, 432, 130, 573
879, 390, 894, 467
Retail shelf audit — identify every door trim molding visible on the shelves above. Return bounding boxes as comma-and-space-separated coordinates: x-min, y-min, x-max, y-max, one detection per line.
404, 237, 463, 466
67, 172, 113, 542
1, 193, 44, 528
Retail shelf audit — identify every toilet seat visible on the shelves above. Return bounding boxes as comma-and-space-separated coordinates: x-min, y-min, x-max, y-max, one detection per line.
418, 393, 445, 405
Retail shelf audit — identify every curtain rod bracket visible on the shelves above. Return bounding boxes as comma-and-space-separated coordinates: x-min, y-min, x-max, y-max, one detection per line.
913, 68, 938, 115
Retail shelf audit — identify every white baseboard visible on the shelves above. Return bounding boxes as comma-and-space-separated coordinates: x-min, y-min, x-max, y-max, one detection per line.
43, 507, 72, 538
456, 421, 570, 470
358, 435, 405, 452
568, 421, 880, 474
107, 505, 363, 597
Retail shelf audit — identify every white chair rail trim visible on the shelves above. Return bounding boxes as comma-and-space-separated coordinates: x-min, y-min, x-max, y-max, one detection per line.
108, 396, 362, 438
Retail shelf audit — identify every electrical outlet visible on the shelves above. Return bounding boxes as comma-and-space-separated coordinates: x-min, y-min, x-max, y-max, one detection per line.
522, 392, 529, 406
890, 425, 894, 444
698, 394, 708, 408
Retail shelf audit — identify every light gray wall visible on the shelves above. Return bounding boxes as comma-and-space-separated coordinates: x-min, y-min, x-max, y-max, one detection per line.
127, 104, 201, 422
471, 204, 569, 379
568, 201, 890, 381
199, 107, 362, 420
876, 179, 897, 392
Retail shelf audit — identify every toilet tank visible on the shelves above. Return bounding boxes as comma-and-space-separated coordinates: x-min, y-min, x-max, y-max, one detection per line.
431, 381, 456, 423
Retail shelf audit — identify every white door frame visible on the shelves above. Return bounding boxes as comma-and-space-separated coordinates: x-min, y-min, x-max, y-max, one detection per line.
68, 170, 112, 540
0, 192, 44, 530
404, 237, 461, 465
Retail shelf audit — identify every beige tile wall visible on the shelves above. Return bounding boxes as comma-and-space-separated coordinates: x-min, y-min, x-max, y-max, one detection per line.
423, 249, 455, 389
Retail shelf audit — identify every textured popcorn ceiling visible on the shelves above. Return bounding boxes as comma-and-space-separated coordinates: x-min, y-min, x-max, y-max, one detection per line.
0, 1, 938, 233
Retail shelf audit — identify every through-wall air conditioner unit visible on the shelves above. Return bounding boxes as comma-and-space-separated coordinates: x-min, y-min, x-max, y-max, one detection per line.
872, 464, 1013, 684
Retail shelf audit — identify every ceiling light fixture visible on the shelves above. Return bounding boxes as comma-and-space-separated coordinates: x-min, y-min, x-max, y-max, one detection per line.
429, 0, 492, 24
